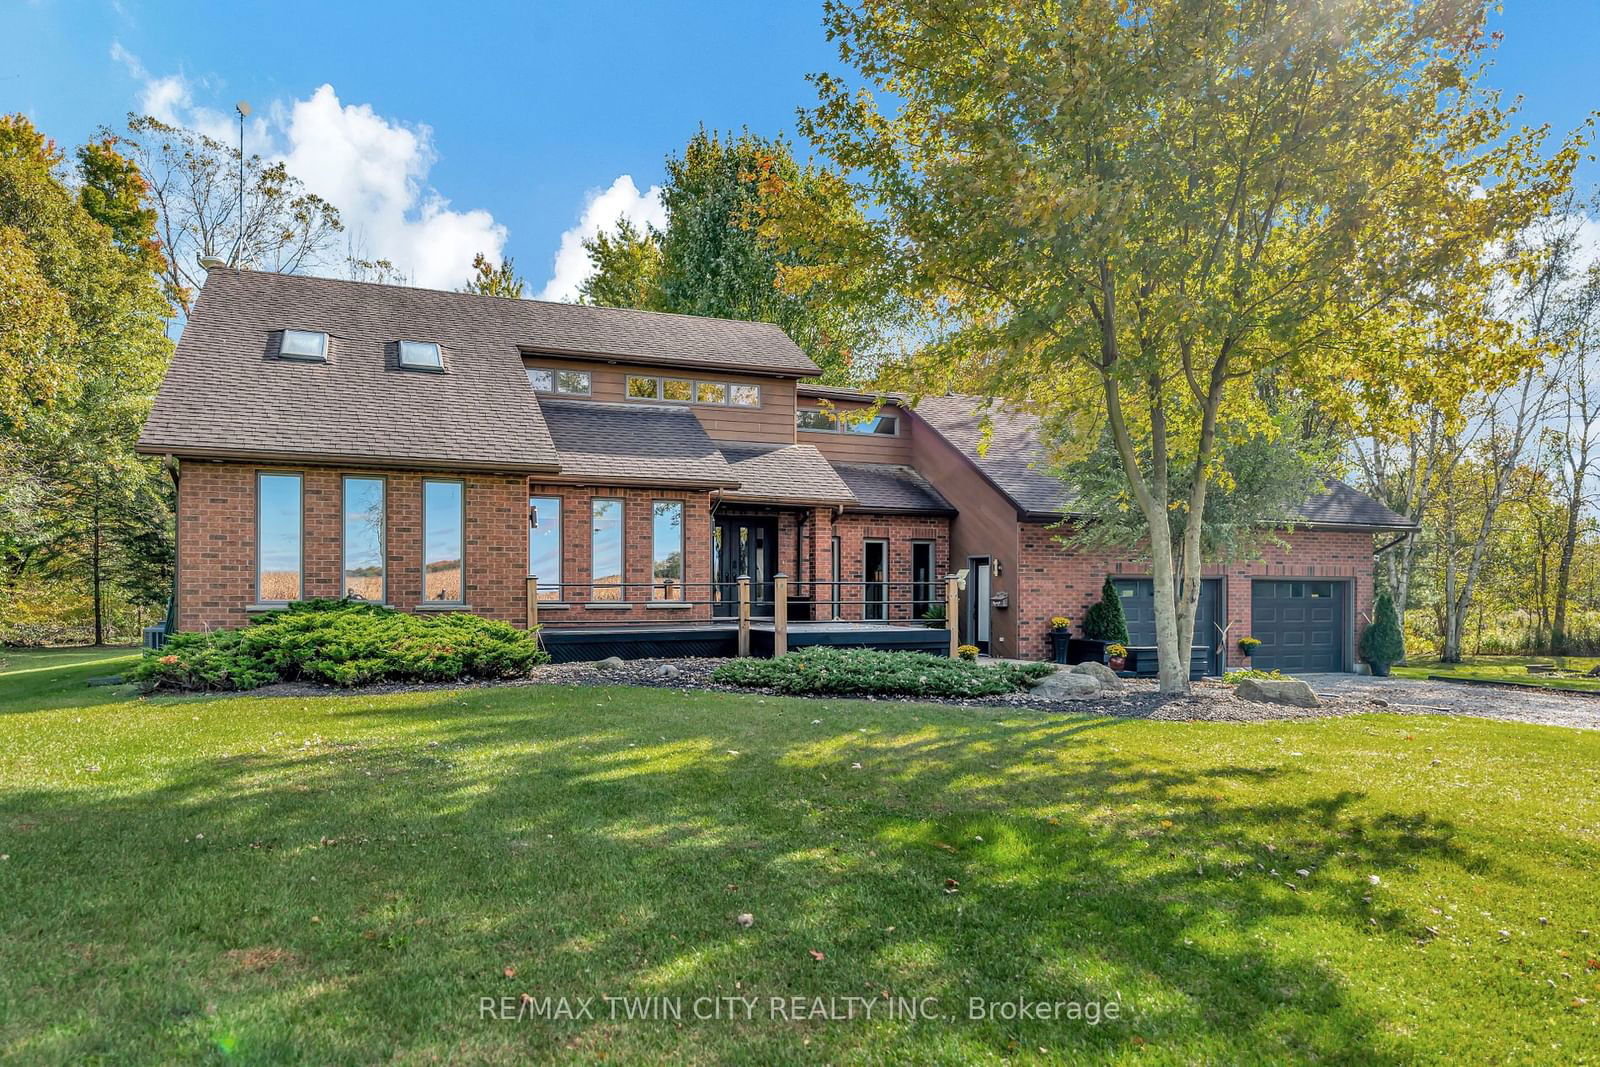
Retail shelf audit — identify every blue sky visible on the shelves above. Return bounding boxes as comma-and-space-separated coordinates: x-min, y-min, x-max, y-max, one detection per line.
5, 1, 1597, 297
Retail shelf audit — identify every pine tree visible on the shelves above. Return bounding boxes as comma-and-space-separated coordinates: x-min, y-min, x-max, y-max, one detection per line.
1081, 577, 1130, 644
1359, 591, 1406, 677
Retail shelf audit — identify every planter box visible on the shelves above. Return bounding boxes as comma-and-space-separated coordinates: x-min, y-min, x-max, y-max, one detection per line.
1062, 637, 1109, 666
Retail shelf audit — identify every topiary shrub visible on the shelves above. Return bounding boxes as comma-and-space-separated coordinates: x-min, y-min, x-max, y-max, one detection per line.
1081, 576, 1130, 644
131, 599, 548, 692
712, 648, 1053, 698
1359, 590, 1406, 677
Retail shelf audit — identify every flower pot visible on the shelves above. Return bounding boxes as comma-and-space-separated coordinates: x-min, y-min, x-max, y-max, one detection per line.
1369, 661, 1391, 678
1107, 655, 1127, 672
1049, 630, 1073, 664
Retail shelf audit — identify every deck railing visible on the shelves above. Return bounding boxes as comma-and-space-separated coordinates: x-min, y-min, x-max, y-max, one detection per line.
525, 574, 962, 659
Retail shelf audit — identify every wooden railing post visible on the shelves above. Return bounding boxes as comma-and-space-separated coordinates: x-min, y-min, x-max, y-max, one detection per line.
526, 575, 539, 630
773, 573, 789, 657
737, 575, 751, 658
945, 574, 960, 659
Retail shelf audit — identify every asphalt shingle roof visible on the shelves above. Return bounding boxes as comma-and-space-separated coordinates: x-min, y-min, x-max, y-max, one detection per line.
719, 444, 857, 506
538, 398, 739, 488
911, 394, 1414, 529
830, 462, 955, 514
138, 269, 821, 470
139, 269, 560, 471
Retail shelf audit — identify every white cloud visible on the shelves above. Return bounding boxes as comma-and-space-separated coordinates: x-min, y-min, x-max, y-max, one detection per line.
109, 48, 504, 290
537, 175, 667, 302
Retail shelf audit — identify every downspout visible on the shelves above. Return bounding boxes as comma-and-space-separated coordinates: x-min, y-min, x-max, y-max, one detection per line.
1373, 531, 1410, 557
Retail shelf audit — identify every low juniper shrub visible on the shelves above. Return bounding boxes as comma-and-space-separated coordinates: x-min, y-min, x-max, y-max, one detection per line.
711, 647, 1054, 698
132, 599, 548, 692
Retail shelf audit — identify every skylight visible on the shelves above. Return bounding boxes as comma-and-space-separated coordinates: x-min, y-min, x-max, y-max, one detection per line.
399, 340, 443, 370
279, 329, 328, 361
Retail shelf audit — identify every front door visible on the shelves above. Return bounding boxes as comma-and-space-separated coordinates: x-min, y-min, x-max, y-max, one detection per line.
967, 557, 991, 653
714, 518, 777, 618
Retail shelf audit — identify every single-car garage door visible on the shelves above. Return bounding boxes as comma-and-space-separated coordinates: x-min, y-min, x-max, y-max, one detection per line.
1250, 580, 1346, 673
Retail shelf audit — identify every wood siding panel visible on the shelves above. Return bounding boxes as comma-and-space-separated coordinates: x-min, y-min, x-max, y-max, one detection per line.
906, 417, 1024, 656
522, 356, 797, 445
797, 399, 914, 463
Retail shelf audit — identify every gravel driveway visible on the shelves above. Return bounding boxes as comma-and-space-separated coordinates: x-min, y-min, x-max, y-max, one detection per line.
1298, 673, 1600, 731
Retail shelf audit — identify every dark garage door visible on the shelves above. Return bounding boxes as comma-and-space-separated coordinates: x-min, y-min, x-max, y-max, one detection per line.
1250, 580, 1345, 672
1112, 577, 1221, 677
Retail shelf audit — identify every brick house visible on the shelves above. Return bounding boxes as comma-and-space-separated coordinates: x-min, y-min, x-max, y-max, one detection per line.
137, 269, 1411, 671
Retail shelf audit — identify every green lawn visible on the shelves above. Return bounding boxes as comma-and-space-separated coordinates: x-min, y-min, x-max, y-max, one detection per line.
1393, 654, 1600, 693
2, 649, 1598, 1064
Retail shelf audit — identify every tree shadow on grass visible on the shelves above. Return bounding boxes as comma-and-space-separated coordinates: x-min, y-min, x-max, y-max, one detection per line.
0, 683, 1503, 1064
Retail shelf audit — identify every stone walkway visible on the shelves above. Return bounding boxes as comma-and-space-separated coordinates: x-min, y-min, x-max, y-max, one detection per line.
1298, 673, 1600, 731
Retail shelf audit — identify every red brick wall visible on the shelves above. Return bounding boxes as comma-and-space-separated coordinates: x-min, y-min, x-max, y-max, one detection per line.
528, 484, 715, 626
1014, 523, 1376, 663
176, 462, 531, 632
828, 513, 951, 623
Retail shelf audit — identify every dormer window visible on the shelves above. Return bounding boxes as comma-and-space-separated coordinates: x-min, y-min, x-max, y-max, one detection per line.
399, 340, 443, 370
279, 330, 328, 361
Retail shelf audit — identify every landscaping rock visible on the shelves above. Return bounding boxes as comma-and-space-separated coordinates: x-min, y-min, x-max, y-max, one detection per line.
1022, 666, 1059, 689
594, 656, 626, 671
1070, 661, 1122, 691
1029, 670, 1105, 700
1235, 677, 1320, 708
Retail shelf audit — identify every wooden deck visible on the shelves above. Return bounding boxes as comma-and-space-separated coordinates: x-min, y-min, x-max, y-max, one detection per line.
538, 621, 950, 664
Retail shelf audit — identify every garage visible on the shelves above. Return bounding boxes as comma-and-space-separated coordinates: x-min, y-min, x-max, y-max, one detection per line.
1249, 579, 1347, 672
1112, 577, 1221, 677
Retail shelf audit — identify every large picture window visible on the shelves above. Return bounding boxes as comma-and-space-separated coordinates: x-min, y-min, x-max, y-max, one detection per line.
652, 501, 684, 600
591, 498, 623, 601
423, 480, 465, 603
256, 472, 303, 603
342, 477, 386, 602
529, 496, 562, 601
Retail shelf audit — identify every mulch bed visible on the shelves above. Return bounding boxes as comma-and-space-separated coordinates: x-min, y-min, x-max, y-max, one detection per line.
239, 657, 1392, 723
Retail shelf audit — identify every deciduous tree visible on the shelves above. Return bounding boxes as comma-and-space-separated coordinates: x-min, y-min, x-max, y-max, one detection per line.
798, 0, 1584, 692
580, 128, 904, 382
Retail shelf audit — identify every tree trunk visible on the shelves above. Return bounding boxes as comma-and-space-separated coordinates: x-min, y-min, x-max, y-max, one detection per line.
91, 484, 104, 647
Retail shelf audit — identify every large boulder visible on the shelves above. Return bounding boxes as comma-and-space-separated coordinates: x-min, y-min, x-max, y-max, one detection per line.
1235, 676, 1320, 708
1070, 661, 1122, 691
1030, 669, 1105, 700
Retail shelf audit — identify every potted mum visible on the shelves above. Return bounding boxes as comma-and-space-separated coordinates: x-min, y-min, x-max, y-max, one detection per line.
1048, 616, 1073, 664
1239, 636, 1261, 659
1106, 643, 1128, 672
